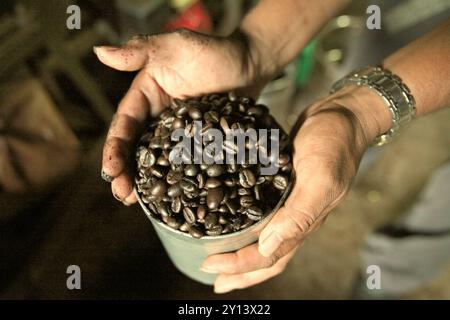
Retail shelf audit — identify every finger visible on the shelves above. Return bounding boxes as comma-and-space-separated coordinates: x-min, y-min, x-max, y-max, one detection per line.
94, 35, 153, 71
111, 173, 134, 204
202, 239, 299, 274
258, 157, 339, 257
214, 246, 298, 294
102, 71, 167, 180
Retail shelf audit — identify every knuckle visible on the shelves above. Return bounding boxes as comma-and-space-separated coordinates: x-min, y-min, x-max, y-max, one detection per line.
285, 208, 316, 237
263, 250, 283, 269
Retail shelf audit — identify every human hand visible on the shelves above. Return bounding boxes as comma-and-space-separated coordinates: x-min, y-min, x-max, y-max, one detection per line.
94, 29, 273, 204
201, 86, 391, 293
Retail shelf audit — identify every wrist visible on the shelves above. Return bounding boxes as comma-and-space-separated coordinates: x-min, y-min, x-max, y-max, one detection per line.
235, 24, 280, 83
331, 85, 392, 144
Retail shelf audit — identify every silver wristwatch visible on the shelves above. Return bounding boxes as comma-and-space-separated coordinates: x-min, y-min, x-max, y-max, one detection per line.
331, 66, 416, 146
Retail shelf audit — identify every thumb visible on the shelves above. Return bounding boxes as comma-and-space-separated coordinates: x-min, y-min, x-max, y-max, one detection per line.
94, 39, 150, 71
258, 172, 336, 257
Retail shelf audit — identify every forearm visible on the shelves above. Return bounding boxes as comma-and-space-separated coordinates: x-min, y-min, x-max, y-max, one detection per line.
323, 18, 450, 144
239, 0, 350, 79
383, 18, 450, 117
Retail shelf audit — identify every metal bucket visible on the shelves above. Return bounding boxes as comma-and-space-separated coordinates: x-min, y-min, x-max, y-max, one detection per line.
135, 173, 293, 285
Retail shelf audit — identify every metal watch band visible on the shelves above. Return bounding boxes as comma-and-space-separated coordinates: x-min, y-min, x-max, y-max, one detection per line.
331, 66, 416, 146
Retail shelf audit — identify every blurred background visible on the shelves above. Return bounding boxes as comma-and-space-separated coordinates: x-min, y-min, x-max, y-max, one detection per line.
1, 0, 450, 299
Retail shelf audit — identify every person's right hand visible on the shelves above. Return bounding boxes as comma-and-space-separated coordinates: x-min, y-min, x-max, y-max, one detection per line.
94, 29, 272, 205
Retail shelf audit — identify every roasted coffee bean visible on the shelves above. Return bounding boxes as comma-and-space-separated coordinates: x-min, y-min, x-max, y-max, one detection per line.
159, 126, 170, 138
218, 214, 229, 225
172, 117, 185, 129
170, 98, 183, 110
254, 184, 262, 201
256, 176, 265, 185
238, 188, 252, 196
205, 178, 221, 189
197, 205, 207, 221
199, 189, 208, 197
278, 153, 290, 167
162, 138, 171, 150
239, 169, 256, 188
219, 204, 229, 213
245, 205, 263, 221
206, 164, 224, 177
171, 197, 182, 213
166, 216, 182, 229
219, 117, 230, 133
185, 190, 199, 199
184, 123, 195, 137
167, 184, 183, 198
149, 137, 162, 149
200, 163, 209, 171
224, 176, 237, 187
247, 104, 268, 116
139, 132, 153, 144
273, 174, 288, 191
166, 170, 183, 185
180, 177, 198, 193
229, 187, 238, 199
184, 164, 198, 177
281, 163, 293, 173
222, 224, 233, 234
175, 105, 188, 117
138, 147, 156, 167
183, 207, 197, 224
150, 166, 165, 178
147, 201, 158, 214
204, 110, 219, 123
157, 203, 170, 217
240, 195, 254, 208
206, 187, 224, 210
197, 173, 205, 189
228, 92, 237, 101
156, 154, 170, 166
206, 224, 223, 236
150, 180, 167, 197
240, 217, 254, 229
204, 212, 218, 229
225, 200, 239, 215
231, 215, 244, 231
188, 106, 202, 120
227, 163, 238, 173
179, 222, 190, 232
188, 225, 204, 238
221, 103, 234, 115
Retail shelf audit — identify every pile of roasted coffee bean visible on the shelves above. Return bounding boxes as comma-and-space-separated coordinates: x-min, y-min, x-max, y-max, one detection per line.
135, 93, 292, 238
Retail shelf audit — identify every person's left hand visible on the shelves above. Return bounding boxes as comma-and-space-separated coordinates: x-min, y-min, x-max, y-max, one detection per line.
201, 86, 390, 294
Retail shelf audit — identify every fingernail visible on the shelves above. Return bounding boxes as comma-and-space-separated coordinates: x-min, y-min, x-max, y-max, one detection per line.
122, 199, 131, 206
214, 283, 234, 294
259, 231, 283, 257
200, 266, 219, 274
101, 170, 113, 182
95, 45, 119, 53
